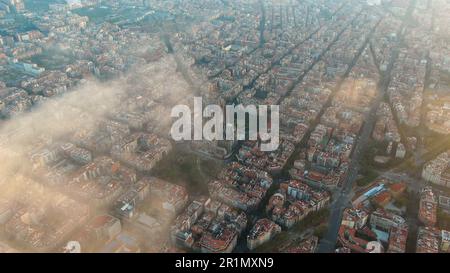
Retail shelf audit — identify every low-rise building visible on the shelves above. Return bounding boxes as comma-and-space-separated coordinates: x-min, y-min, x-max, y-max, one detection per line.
441, 230, 450, 253
247, 218, 281, 250
422, 151, 450, 188
387, 226, 408, 253
418, 187, 437, 226
416, 227, 440, 253
370, 208, 406, 232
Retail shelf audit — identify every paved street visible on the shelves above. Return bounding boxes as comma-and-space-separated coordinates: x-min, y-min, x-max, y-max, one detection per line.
317, 0, 418, 252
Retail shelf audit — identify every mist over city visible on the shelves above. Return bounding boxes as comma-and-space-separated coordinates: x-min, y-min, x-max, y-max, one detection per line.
0, 0, 449, 259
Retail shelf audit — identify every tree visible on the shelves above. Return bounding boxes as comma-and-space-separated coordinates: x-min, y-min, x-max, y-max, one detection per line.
314, 224, 328, 239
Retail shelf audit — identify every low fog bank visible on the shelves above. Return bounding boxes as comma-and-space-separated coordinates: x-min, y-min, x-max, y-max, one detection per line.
0, 54, 197, 252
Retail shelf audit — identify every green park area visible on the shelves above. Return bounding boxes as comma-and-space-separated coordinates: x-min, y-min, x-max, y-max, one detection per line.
151, 148, 224, 195
254, 208, 329, 253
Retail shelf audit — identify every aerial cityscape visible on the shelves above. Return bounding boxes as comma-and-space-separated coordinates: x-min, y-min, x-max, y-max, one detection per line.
0, 0, 450, 255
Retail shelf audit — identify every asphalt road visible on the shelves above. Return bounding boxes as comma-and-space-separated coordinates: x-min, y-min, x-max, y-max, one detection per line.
316, 0, 418, 252
317, 88, 384, 253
